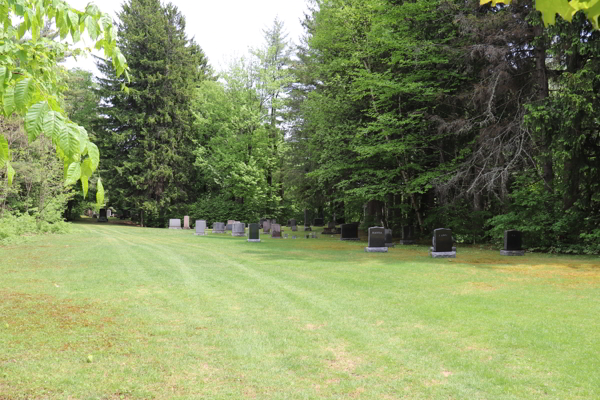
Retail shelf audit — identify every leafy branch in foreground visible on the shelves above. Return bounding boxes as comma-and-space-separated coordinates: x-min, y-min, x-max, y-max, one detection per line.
0, 0, 129, 207
481, 0, 600, 28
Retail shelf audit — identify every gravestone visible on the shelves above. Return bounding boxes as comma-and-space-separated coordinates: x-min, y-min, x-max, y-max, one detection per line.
501, 230, 525, 256
291, 225, 297, 232
213, 222, 226, 233
271, 224, 282, 238
293, 235, 297, 239
248, 223, 260, 242
313, 218, 324, 226
263, 219, 271, 233
259, 218, 267, 228
195, 220, 206, 236
340, 223, 359, 241
311, 232, 317, 239
169, 219, 182, 229
183, 216, 190, 229
430, 228, 456, 258
399, 225, 416, 245
304, 225, 312, 231
106, 209, 112, 218
232, 222, 245, 237
385, 229, 394, 247
226, 219, 236, 231
365, 227, 388, 252
290, 219, 297, 227
328, 221, 336, 229
98, 208, 108, 222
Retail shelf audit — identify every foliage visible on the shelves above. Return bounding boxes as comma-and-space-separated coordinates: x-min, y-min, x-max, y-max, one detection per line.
481, 0, 600, 29
95, 0, 211, 227
0, 0, 129, 207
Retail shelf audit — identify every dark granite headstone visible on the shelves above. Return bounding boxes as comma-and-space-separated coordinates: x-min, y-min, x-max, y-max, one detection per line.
168, 218, 181, 229
290, 219, 296, 227
328, 221, 336, 229
385, 229, 394, 247
432, 228, 453, 252
98, 208, 108, 222
501, 230, 524, 256
195, 220, 206, 236
430, 228, 456, 258
248, 223, 260, 242
213, 222, 226, 233
313, 218, 324, 226
365, 227, 388, 252
271, 224, 282, 238
291, 225, 297, 232
340, 223, 359, 241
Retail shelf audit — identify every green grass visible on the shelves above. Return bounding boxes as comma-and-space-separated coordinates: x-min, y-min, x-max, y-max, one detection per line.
1, 221, 599, 399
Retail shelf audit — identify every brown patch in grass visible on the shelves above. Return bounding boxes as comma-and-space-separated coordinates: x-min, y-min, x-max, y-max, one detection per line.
0, 290, 111, 333
442, 370, 453, 377
349, 386, 365, 398
304, 323, 327, 331
325, 344, 361, 373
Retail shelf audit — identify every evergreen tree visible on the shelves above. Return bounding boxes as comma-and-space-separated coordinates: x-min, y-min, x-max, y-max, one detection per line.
95, 0, 211, 226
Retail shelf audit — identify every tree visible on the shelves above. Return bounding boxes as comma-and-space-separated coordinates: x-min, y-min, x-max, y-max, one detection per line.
0, 0, 129, 207
95, 0, 211, 226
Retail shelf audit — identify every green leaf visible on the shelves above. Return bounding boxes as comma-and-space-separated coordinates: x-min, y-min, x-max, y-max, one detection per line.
6, 160, 15, 186
87, 142, 99, 171
65, 161, 81, 186
0, 134, 9, 168
60, 123, 82, 160
43, 111, 66, 143
81, 174, 89, 198
84, 15, 99, 40
81, 157, 94, 178
24, 101, 50, 142
14, 78, 34, 111
536, 0, 577, 25
3, 87, 15, 116
96, 177, 104, 207
77, 126, 89, 155
0, 66, 7, 88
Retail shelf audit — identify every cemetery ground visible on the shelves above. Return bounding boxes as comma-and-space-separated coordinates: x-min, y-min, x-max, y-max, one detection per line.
0, 222, 599, 400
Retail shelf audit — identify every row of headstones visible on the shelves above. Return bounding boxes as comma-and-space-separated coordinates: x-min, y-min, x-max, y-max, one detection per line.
192, 220, 318, 242
428, 228, 525, 258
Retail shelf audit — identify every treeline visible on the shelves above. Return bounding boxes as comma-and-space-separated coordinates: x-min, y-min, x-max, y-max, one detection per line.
1, 0, 599, 253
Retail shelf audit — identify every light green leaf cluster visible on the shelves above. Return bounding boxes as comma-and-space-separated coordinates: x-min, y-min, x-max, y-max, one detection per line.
481, 0, 600, 29
0, 0, 129, 208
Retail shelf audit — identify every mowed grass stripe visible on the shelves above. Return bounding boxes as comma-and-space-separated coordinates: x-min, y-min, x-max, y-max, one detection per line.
0, 222, 599, 399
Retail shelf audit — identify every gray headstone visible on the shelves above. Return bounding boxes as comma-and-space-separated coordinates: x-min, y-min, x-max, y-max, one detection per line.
248, 223, 260, 242
271, 223, 282, 238
232, 222, 246, 237
263, 220, 271, 233
290, 219, 297, 227
213, 222, 226, 233
195, 220, 206, 236
291, 225, 297, 232
169, 219, 182, 229
183, 216, 190, 229
340, 223, 359, 241
106, 209, 112, 217
328, 221, 336, 229
385, 229, 394, 247
432, 228, 453, 252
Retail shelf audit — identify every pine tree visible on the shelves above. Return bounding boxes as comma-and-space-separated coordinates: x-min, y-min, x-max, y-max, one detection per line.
95, 0, 211, 226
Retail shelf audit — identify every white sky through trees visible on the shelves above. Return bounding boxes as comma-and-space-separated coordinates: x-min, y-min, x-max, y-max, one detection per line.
63, 0, 310, 73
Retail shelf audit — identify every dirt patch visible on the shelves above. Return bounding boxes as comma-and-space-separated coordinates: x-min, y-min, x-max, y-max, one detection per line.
304, 323, 327, 331
324, 344, 361, 373
0, 290, 110, 333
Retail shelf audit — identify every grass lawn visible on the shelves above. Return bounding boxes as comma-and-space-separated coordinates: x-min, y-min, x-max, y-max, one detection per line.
1, 221, 599, 399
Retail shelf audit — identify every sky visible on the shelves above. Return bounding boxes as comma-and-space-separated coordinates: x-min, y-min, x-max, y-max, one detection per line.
63, 0, 311, 73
